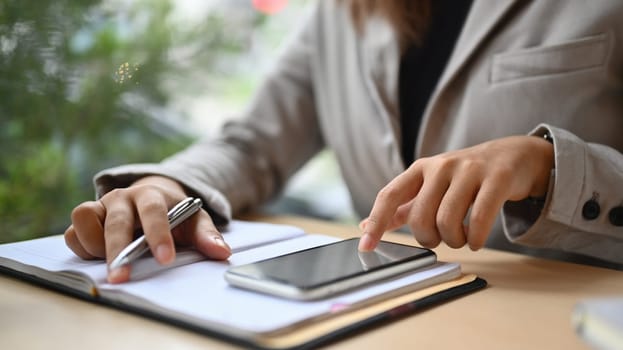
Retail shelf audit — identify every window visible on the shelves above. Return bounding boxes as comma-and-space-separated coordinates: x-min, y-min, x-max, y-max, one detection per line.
0, 0, 354, 243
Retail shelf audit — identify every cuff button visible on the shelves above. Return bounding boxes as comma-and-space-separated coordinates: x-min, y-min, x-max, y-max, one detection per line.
608, 206, 623, 226
582, 199, 600, 220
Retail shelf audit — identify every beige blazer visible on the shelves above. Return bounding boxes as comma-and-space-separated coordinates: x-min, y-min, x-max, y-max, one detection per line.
96, 0, 623, 267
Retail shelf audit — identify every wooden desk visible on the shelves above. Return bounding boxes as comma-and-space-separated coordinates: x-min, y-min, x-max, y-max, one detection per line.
1, 215, 621, 349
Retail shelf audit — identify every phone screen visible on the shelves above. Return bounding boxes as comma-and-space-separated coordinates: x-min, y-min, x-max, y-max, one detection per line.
225, 238, 435, 299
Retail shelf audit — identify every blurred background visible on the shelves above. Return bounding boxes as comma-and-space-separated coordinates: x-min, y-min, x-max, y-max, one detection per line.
0, 0, 356, 243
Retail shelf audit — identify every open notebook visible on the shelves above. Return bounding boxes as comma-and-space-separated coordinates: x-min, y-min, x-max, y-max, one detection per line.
0, 220, 486, 349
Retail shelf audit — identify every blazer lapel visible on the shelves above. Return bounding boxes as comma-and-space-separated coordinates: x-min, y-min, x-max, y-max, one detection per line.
438, 0, 520, 92
417, 0, 520, 156
358, 0, 521, 167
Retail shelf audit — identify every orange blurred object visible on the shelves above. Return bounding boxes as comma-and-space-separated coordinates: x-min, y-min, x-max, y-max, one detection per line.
252, 0, 288, 14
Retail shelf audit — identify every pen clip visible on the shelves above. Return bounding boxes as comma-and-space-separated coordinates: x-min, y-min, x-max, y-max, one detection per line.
109, 197, 203, 270
168, 197, 202, 227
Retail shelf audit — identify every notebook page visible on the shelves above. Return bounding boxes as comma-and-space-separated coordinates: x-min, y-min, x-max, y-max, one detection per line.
0, 220, 306, 284
130, 220, 305, 280
0, 235, 107, 282
98, 234, 460, 335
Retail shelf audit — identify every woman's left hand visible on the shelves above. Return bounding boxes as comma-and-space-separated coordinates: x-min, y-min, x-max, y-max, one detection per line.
359, 135, 554, 251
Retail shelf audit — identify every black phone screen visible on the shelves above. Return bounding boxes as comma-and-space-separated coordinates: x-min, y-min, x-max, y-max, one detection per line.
227, 238, 435, 290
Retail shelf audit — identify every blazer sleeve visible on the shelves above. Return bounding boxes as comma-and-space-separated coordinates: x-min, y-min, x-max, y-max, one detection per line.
93, 2, 324, 224
502, 124, 623, 265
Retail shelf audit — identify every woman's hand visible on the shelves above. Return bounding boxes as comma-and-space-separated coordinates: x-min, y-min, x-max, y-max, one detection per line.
64, 176, 231, 283
359, 135, 554, 251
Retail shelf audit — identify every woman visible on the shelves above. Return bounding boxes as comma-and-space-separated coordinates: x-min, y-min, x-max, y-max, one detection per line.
65, 0, 623, 283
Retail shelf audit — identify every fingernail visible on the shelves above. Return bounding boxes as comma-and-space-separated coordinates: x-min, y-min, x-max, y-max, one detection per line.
108, 266, 128, 284
358, 234, 374, 251
212, 236, 231, 251
156, 244, 174, 264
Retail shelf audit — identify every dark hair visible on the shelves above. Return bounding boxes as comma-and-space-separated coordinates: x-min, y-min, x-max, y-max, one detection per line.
342, 0, 432, 50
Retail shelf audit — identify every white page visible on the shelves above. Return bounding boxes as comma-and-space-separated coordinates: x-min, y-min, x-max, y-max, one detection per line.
99, 234, 460, 335
129, 220, 305, 280
0, 220, 306, 284
0, 235, 107, 282
573, 297, 623, 349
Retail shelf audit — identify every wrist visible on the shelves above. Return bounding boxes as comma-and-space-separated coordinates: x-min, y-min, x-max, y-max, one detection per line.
529, 134, 554, 198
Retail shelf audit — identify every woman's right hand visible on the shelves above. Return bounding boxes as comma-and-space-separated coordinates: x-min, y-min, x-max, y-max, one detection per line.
64, 175, 231, 284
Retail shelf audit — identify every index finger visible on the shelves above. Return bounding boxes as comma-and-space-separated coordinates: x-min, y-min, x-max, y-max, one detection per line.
359, 165, 424, 251
102, 197, 136, 283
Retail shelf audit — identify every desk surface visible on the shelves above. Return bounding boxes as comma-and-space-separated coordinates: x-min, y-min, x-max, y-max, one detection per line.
1, 215, 621, 350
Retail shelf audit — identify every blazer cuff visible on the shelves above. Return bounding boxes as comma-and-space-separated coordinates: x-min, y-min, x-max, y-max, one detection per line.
93, 163, 232, 226
501, 124, 623, 263
501, 124, 585, 244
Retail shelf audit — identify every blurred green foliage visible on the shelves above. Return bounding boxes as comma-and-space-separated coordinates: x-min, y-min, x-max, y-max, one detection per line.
0, 0, 265, 242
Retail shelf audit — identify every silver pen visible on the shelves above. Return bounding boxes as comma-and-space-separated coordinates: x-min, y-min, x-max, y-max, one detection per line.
109, 197, 203, 270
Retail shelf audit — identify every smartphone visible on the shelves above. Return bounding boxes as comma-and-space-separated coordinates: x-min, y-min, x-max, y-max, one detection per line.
224, 238, 436, 300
